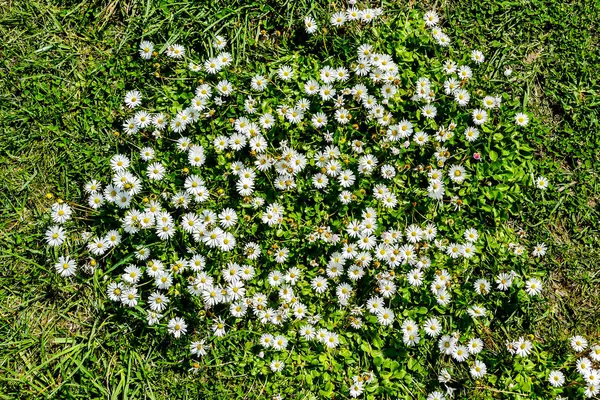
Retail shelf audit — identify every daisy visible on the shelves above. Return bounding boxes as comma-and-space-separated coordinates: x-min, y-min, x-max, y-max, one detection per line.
148, 292, 169, 312
532, 243, 547, 257
51, 202, 72, 224
571, 335, 588, 352
170, 115, 188, 133
194, 85, 212, 100
219, 232, 236, 252
472, 109, 488, 125
577, 357, 592, 374
216, 80, 234, 96
45, 225, 66, 247
414, 131, 429, 146
422, 104, 437, 119
405, 225, 423, 243
407, 268, 424, 287
330, 12, 346, 26
311, 112, 328, 128
226, 278, 245, 300
204, 57, 222, 74
304, 16, 318, 34
156, 223, 176, 240
458, 65, 473, 80
470, 360, 487, 378
339, 191, 352, 204
462, 126, 480, 142
467, 305, 487, 318
138, 41, 154, 59
468, 338, 484, 354
277, 65, 294, 81
311, 276, 329, 294
452, 345, 469, 362
320, 66, 336, 83
217, 52, 232, 67
87, 193, 102, 210
270, 360, 284, 372
379, 280, 396, 297
146, 260, 164, 278
190, 340, 208, 357
443, 59, 457, 74
427, 391, 446, 400
460, 243, 476, 258
436, 33, 451, 47
349, 380, 364, 398
439, 369, 452, 383
436, 289, 452, 306
482, 96, 497, 109
107, 282, 124, 302
423, 11, 439, 27
312, 173, 329, 189
446, 243, 462, 259
260, 333, 274, 348
166, 43, 185, 58
191, 96, 207, 111
377, 308, 395, 326
88, 237, 109, 256
146, 163, 165, 180
139, 147, 155, 161
590, 345, 600, 362
338, 169, 356, 187
134, 110, 151, 128
585, 369, 600, 386
496, 272, 514, 291
218, 208, 238, 229
514, 337, 533, 357
299, 324, 316, 340
230, 300, 248, 317
439, 335, 457, 355
168, 317, 187, 338
213, 35, 227, 49
515, 113, 529, 127
454, 88, 471, 107
121, 287, 138, 307
152, 113, 167, 130
251, 75, 267, 91
525, 278, 543, 296
272, 335, 288, 351
474, 279, 491, 295
84, 180, 102, 194
471, 50, 485, 64
124, 90, 142, 108
212, 135, 228, 152
464, 228, 479, 242
548, 371, 565, 387
120, 265, 141, 285
423, 317, 442, 337
286, 107, 304, 124
319, 84, 336, 101
54, 256, 77, 277
535, 176, 549, 190
304, 79, 320, 95
361, 8, 379, 23
259, 113, 274, 130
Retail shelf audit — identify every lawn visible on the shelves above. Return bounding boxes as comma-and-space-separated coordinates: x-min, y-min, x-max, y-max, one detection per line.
1, 0, 599, 399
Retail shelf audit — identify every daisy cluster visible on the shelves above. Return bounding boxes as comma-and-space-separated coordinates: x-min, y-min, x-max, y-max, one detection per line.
544, 336, 600, 397
44, 5, 566, 399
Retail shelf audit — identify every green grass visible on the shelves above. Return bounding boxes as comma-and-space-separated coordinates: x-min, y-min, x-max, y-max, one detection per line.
1, 0, 599, 398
